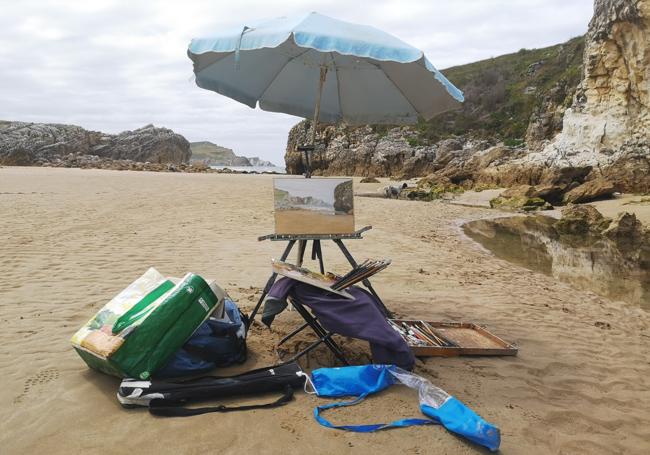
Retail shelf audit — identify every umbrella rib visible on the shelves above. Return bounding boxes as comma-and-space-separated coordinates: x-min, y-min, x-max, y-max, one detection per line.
330, 52, 343, 122
193, 52, 232, 75
379, 66, 420, 120
257, 47, 313, 103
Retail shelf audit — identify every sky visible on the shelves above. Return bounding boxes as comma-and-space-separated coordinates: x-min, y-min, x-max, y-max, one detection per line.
0, 0, 595, 164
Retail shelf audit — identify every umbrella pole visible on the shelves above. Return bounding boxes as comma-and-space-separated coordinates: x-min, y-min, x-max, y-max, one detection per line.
304, 65, 327, 179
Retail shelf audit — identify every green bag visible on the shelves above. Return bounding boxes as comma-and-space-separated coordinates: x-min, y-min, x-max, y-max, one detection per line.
72, 269, 224, 379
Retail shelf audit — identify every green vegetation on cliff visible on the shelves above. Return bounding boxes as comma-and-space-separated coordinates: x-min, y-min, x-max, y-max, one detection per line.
375, 36, 585, 144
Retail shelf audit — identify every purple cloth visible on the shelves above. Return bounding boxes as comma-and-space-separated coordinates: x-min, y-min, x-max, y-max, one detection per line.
263, 278, 415, 370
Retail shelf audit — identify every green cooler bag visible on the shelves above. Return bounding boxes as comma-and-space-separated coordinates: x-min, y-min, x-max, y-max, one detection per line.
72, 269, 224, 379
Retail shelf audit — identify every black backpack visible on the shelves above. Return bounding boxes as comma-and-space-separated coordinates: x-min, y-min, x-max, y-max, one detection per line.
118, 362, 306, 417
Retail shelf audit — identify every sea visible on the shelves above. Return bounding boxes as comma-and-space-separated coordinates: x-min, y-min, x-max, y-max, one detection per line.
210, 165, 286, 174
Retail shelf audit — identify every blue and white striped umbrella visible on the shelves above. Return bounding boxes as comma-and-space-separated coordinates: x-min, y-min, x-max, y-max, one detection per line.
188, 12, 463, 126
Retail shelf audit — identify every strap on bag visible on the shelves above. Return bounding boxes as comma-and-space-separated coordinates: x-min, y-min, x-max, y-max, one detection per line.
314, 393, 433, 432
148, 384, 295, 417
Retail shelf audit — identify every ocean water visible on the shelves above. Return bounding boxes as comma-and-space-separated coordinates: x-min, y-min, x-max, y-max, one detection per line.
210, 165, 286, 174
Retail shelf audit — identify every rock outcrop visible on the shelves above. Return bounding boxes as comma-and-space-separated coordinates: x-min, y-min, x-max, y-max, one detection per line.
0, 121, 191, 166
285, 121, 498, 178
519, 0, 650, 193
562, 178, 617, 203
248, 157, 276, 167
285, 0, 650, 195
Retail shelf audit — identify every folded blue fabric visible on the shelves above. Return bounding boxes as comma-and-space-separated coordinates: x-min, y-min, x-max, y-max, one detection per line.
310, 364, 500, 452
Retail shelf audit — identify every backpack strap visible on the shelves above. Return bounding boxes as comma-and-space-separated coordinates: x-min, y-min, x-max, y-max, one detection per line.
148, 384, 295, 417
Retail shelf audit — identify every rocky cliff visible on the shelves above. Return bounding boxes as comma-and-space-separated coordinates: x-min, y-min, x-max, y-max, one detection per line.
520, 0, 650, 192
0, 122, 191, 165
285, 0, 649, 193
190, 141, 276, 167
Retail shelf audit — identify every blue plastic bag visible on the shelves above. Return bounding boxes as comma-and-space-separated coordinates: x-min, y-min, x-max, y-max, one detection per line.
309, 364, 500, 452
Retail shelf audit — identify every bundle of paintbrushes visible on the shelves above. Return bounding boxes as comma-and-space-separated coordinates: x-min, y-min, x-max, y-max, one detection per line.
331, 259, 391, 290
388, 320, 456, 348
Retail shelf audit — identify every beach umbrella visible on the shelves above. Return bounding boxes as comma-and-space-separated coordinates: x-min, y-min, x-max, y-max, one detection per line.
187, 12, 464, 174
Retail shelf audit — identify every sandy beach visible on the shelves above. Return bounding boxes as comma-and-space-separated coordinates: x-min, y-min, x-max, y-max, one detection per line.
1, 167, 649, 455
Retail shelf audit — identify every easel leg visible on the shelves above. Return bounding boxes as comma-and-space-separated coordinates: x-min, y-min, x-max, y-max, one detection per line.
312, 240, 325, 274
247, 240, 296, 328
333, 239, 392, 317
290, 301, 349, 365
296, 240, 307, 267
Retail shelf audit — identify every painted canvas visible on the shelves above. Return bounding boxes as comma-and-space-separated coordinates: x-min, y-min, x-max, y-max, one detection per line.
274, 178, 354, 235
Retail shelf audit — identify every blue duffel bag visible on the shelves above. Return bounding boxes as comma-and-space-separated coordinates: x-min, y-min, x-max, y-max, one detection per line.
154, 298, 248, 378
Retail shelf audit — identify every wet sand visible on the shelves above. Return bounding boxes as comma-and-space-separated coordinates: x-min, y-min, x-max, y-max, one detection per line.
1, 167, 649, 455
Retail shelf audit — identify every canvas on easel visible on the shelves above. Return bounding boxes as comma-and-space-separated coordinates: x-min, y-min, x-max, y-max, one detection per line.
273, 178, 354, 235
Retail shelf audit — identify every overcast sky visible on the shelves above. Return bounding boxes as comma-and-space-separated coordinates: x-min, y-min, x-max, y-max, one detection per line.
0, 0, 594, 164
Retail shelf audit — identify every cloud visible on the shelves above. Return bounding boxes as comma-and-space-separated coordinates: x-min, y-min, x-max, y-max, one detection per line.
0, 0, 594, 164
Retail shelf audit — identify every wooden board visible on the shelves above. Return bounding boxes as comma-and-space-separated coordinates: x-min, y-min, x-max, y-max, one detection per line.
390, 320, 518, 357
272, 260, 353, 299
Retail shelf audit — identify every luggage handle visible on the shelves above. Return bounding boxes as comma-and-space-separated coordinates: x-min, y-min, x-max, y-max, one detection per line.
148, 384, 295, 417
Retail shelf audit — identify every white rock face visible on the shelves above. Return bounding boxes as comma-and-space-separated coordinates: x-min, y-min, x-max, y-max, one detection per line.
527, 0, 649, 169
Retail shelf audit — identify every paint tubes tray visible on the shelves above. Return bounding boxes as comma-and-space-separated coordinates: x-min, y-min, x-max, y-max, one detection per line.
389, 320, 518, 357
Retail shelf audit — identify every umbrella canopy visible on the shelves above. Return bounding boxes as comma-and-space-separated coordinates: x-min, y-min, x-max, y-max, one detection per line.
188, 12, 463, 125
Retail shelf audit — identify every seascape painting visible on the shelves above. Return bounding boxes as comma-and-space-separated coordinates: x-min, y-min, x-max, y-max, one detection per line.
273, 178, 354, 234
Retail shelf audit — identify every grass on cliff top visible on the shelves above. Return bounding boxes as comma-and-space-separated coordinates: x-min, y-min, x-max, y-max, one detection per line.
373, 35, 585, 144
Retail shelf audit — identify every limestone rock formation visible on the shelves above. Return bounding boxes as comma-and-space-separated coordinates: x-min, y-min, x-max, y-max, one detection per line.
0, 121, 101, 165
285, 120, 498, 178
520, 0, 650, 192
0, 121, 190, 165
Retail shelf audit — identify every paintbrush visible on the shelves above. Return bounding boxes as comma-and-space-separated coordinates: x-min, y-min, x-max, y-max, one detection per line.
415, 322, 447, 346
421, 321, 457, 347
409, 324, 438, 346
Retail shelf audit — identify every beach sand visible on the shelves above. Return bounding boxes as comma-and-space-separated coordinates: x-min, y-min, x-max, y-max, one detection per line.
1, 167, 649, 454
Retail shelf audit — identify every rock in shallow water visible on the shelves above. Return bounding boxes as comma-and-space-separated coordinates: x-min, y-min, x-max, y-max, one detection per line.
463, 205, 650, 306
554, 205, 612, 235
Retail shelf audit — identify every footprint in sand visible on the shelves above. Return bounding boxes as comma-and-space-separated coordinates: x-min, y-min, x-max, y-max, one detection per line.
13, 368, 60, 404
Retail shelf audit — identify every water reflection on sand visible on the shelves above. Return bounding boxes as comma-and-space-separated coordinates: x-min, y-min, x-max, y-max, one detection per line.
463, 216, 650, 309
